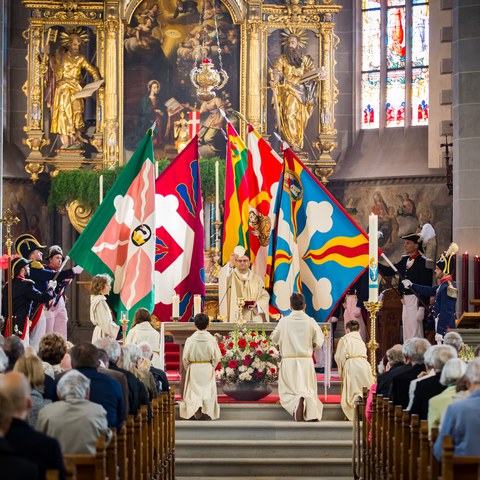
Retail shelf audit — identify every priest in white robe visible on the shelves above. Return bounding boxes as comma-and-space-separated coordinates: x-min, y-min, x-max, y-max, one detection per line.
218, 251, 270, 322
179, 313, 222, 420
335, 320, 375, 421
271, 293, 324, 421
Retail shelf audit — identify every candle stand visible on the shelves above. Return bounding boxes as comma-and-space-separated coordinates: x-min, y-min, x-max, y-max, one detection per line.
364, 300, 382, 378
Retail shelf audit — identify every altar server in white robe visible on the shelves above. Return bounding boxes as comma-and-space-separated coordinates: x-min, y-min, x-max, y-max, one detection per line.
179, 313, 222, 420
218, 247, 270, 322
335, 320, 375, 421
271, 293, 325, 421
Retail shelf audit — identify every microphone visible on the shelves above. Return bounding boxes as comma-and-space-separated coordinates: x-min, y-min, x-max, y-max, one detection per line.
215, 285, 231, 321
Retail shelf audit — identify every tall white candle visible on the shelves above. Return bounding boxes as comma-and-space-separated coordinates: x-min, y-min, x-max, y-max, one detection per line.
368, 214, 379, 302
155, 161, 159, 178
172, 294, 180, 318
193, 294, 202, 317
215, 160, 220, 222
99, 175, 104, 204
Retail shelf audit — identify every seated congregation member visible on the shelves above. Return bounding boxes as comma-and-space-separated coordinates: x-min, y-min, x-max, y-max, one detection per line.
0, 348, 8, 373
125, 308, 162, 368
1, 371, 65, 480
13, 355, 51, 428
271, 293, 324, 422
58, 342, 125, 431
428, 358, 467, 433
97, 348, 129, 415
2, 335, 25, 372
123, 344, 158, 400
36, 369, 112, 455
90, 274, 120, 342
94, 337, 148, 416
406, 345, 436, 410
0, 389, 38, 480
335, 320, 375, 421
138, 341, 170, 392
38, 332, 67, 377
389, 337, 430, 408
409, 344, 457, 419
376, 344, 404, 397
443, 331, 464, 355
434, 358, 480, 460
179, 313, 222, 420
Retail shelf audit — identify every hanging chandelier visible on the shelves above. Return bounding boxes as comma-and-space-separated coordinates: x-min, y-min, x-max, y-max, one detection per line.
189, 0, 228, 101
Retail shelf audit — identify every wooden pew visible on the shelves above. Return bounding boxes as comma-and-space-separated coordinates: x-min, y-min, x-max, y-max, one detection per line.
169, 388, 176, 480
106, 428, 118, 480
141, 405, 149, 480
134, 411, 143, 480
442, 435, 480, 480
418, 420, 430, 480
117, 424, 127, 480
126, 415, 136, 480
64, 435, 106, 480
429, 427, 440, 480
400, 410, 411, 479
361, 387, 370, 480
386, 401, 395, 478
409, 414, 420, 480
392, 405, 403, 480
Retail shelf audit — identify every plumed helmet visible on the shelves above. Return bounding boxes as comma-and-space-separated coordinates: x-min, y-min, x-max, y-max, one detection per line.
46, 245, 63, 260
14, 234, 46, 259
436, 243, 459, 275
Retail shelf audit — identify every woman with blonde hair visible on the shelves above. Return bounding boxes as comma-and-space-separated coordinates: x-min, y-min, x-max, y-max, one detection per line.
125, 308, 162, 368
90, 274, 120, 342
14, 355, 52, 427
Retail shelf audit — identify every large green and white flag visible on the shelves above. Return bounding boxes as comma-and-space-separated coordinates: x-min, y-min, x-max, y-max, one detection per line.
69, 131, 156, 319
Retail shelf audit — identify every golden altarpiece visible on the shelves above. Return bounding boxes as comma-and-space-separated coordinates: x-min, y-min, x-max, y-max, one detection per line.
21, 0, 341, 185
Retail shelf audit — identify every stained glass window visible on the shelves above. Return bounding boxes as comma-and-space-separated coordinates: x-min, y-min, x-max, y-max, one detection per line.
361, 0, 429, 129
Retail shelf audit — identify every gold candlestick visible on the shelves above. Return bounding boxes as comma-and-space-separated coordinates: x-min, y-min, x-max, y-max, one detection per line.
364, 301, 382, 378
0, 209, 20, 335
236, 297, 245, 325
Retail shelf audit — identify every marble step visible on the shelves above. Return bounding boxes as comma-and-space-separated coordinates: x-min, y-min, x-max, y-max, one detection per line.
171, 380, 342, 396
175, 419, 353, 441
175, 438, 352, 458
175, 403, 345, 421
175, 457, 353, 477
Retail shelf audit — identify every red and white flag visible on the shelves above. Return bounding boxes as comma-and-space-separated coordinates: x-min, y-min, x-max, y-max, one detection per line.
188, 111, 201, 139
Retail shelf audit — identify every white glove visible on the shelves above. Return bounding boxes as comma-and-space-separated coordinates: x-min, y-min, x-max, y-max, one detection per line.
48, 280, 57, 290
435, 333, 443, 344
72, 265, 84, 275
330, 316, 338, 323
402, 279, 413, 289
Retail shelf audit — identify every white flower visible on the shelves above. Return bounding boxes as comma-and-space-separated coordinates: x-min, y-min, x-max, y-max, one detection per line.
226, 367, 234, 376
239, 372, 252, 381
239, 365, 247, 372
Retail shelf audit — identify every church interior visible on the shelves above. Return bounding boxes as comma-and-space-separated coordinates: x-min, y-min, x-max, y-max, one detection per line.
1, 0, 480, 478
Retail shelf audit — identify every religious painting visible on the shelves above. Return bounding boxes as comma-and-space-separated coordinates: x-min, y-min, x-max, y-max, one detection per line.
123, 0, 240, 160
331, 181, 452, 267
266, 27, 320, 157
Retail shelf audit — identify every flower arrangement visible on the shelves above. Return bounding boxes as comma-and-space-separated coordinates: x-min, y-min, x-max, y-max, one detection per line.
216, 328, 280, 385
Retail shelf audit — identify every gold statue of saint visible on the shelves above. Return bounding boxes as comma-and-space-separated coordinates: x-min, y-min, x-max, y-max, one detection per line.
270, 28, 319, 151
174, 111, 190, 153
46, 28, 101, 149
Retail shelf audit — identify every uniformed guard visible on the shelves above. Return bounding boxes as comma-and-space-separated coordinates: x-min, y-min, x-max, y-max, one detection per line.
1, 257, 55, 344
379, 232, 432, 340
402, 242, 459, 344
14, 234, 82, 349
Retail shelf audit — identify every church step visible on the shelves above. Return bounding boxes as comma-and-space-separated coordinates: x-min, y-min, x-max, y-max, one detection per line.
176, 477, 353, 480
175, 457, 353, 477
175, 420, 352, 441
175, 403, 345, 421
175, 438, 352, 458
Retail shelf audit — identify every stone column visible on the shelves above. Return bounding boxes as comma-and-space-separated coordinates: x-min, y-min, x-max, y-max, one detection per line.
452, 1, 480, 310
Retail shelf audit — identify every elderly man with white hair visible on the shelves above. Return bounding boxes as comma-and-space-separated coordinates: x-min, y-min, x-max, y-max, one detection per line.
409, 344, 457, 419
390, 337, 430, 408
428, 358, 467, 433
443, 331, 463, 354
434, 358, 480, 460
36, 369, 111, 454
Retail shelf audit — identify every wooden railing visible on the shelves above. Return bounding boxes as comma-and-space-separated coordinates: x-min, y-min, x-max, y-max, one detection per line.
60, 388, 176, 480
355, 387, 480, 480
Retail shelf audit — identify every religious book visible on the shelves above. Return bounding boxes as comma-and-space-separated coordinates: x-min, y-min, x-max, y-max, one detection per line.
73, 79, 104, 100
164, 97, 184, 115
299, 67, 327, 84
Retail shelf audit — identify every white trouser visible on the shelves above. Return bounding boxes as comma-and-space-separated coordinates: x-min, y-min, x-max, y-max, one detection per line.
402, 294, 424, 341
29, 310, 46, 352
44, 297, 68, 340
